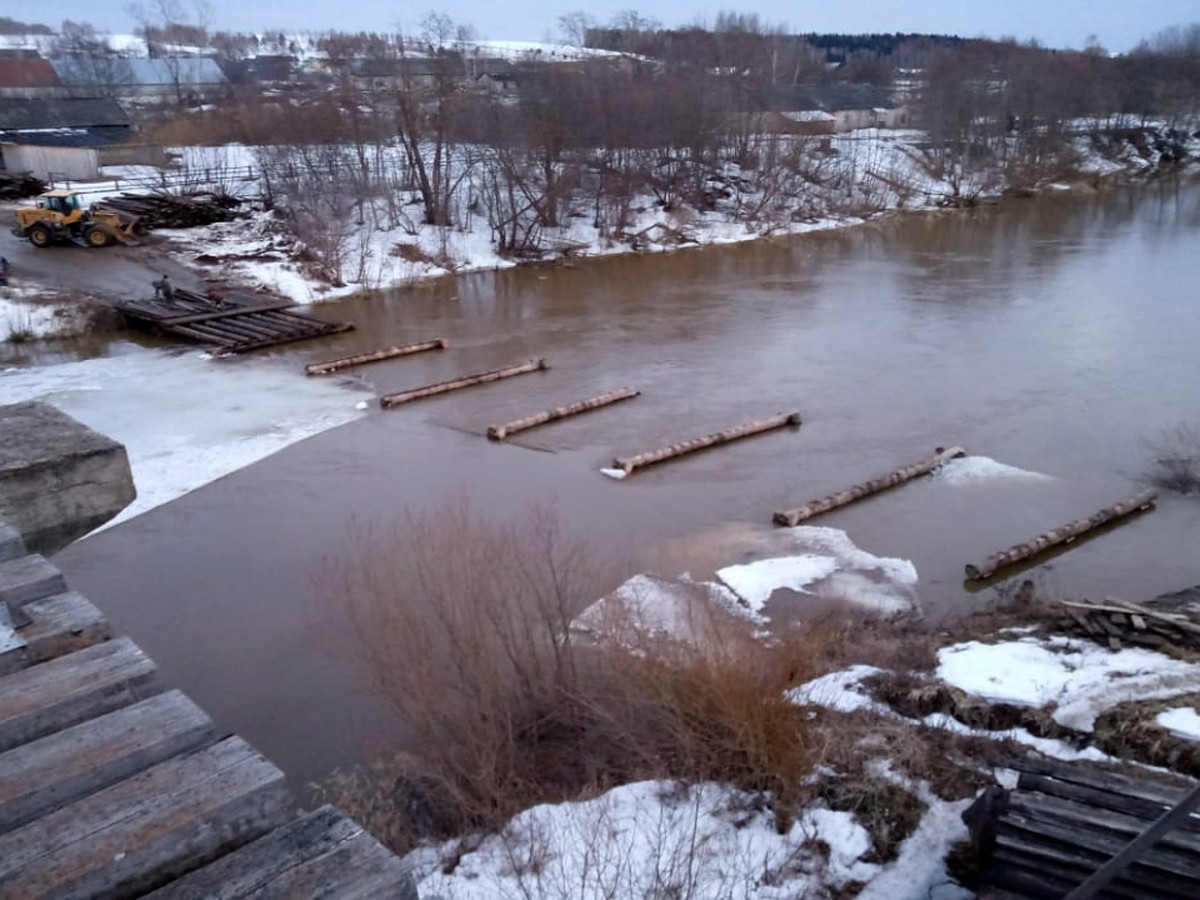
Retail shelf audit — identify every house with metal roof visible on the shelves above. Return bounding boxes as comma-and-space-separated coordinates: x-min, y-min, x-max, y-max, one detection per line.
0, 51, 61, 98
49, 57, 228, 102
0, 97, 134, 180
748, 83, 910, 133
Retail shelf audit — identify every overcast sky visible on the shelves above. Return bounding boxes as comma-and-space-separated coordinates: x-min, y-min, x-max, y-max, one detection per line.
37, 0, 1198, 52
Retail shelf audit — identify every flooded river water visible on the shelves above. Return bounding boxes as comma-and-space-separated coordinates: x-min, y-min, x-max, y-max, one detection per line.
40, 178, 1200, 790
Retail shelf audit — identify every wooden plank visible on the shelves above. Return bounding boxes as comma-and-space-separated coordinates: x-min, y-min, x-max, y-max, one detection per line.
0, 554, 67, 617
1065, 781, 1200, 900
0, 690, 214, 835
1011, 756, 1196, 807
1017, 772, 1200, 835
0, 736, 292, 898
14, 591, 111, 668
1003, 795, 1200, 870
158, 302, 294, 327
992, 836, 1177, 898
0, 524, 24, 564
147, 805, 418, 899
991, 847, 1173, 900
0, 636, 160, 752
217, 322, 354, 355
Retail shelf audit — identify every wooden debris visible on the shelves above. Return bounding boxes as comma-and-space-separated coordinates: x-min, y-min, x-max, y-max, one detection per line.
1056, 597, 1200, 652
966, 754, 1200, 899
773, 446, 965, 526
488, 387, 640, 440
380, 359, 550, 409
611, 412, 802, 477
305, 339, 449, 376
116, 289, 354, 354
95, 192, 242, 230
964, 490, 1157, 581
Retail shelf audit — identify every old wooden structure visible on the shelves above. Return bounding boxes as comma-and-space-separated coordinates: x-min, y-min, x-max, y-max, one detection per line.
380, 358, 550, 409
0, 526, 415, 898
965, 490, 1158, 581
116, 289, 353, 355
1056, 596, 1200, 653
487, 387, 640, 440
965, 755, 1200, 899
610, 412, 802, 477
773, 446, 965, 526
305, 338, 449, 376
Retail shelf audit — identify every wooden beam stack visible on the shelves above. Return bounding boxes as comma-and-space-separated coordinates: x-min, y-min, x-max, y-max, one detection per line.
1056, 597, 1200, 652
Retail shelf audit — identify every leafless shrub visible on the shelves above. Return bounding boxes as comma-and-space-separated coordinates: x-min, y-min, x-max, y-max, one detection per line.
316, 504, 835, 850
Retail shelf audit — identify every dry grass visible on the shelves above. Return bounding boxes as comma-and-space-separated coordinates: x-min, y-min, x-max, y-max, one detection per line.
315, 504, 843, 850
1093, 694, 1200, 776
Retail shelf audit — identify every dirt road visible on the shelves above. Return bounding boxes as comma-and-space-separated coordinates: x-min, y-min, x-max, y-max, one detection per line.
3, 210, 205, 303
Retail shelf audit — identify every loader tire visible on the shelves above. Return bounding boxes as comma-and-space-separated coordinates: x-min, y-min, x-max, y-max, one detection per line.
84, 226, 112, 248
27, 224, 53, 248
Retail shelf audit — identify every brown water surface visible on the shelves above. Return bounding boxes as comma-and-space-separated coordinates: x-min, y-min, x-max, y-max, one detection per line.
55, 179, 1200, 789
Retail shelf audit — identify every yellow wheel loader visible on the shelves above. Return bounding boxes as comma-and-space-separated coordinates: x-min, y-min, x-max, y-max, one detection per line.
11, 190, 140, 248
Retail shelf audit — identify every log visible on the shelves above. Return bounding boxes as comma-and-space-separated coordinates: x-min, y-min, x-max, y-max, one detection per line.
380, 359, 549, 409
610, 412, 802, 476
964, 490, 1157, 581
773, 446, 965, 526
306, 339, 449, 376
487, 387, 640, 440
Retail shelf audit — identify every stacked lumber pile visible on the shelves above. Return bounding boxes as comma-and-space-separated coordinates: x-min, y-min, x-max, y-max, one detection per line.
95, 192, 243, 229
965, 755, 1200, 899
0, 172, 45, 199
1056, 597, 1200, 652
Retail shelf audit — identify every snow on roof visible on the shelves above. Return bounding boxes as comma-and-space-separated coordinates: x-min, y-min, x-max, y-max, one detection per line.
781, 110, 837, 123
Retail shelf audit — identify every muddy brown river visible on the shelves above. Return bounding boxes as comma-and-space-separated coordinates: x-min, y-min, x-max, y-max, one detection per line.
54, 178, 1200, 790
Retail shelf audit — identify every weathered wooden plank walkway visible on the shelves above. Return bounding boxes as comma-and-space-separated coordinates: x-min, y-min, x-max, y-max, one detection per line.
965, 754, 1200, 899
0, 524, 415, 898
116, 289, 353, 355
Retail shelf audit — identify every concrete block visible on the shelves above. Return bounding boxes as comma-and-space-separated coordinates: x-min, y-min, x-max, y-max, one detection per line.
0, 402, 136, 555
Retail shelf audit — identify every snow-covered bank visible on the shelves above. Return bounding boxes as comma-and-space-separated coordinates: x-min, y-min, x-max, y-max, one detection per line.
180, 124, 1197, 306
405, 778, 971, 900
0, 284, 93, 342
0, 346, 369, 528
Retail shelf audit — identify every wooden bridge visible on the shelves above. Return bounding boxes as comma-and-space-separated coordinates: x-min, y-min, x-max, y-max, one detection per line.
116, 289, 353, 355
0, 523, 415, 898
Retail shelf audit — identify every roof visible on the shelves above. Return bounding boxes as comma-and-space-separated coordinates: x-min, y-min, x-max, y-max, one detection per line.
0, 98, 131, 130
346, 57, 466, 78
0, 127, 131, 148
752, 83, 896, 114
0, 56, 59, 88
50, 57, 227, 87
41, 189, 84, 197
216, 55, 298, 84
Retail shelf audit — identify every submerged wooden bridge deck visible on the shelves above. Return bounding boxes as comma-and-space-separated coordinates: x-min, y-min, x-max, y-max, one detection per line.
0, 524, 414, 898
116, 289, 353, 355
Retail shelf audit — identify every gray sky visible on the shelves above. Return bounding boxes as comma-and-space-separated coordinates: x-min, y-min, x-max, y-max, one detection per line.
39, 0, 1198, 52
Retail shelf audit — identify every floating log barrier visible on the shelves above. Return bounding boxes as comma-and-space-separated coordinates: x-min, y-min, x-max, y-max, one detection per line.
487, 387, 640, 440
610, 412, 802, 477
773, 446, 965, 527
965, 489, 1158, 581
380, 358, 549, 409
305, 339, 449, 376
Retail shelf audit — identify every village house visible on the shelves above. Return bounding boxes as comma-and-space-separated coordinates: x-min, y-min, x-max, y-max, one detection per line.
0, 97, 135, 180
0, 49, 61, 99
49, 57, 229, 103
748, 83, 910, 134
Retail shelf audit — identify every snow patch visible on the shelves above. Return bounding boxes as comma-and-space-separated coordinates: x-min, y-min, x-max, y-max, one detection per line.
1156, 707, 1200, 742
405, 778, 969, 899
936, 637, 1200, 731
717, 555, 840, 613
787, 664, 890, 714
934, 455, 1052, 484
600, 467, 628, 480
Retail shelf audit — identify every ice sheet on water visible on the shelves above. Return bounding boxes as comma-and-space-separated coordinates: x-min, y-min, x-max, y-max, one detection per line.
0, 347, 369, 529
933, 455, 1052, 484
